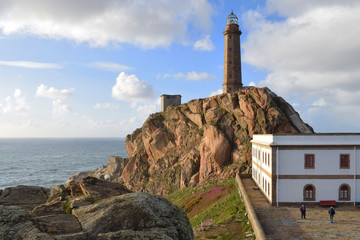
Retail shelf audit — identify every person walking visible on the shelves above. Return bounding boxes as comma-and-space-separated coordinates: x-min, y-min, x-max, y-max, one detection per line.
300, 204, 306, 219
328, 206, 335, 223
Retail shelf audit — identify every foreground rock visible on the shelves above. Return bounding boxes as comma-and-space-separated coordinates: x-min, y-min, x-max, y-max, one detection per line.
0, 179, 193, 240
0, 185, 49, 210
0, 205, 53, 240
77, 87, 313, 195
73, 192, 192, 239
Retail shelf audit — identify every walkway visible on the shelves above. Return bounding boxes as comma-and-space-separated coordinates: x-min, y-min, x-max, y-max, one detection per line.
242, 178, 360, 239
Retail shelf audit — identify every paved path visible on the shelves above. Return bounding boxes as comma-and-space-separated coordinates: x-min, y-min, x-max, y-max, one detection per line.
242, 178, 360, 239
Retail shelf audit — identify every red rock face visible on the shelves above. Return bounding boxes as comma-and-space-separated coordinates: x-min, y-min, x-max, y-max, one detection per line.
199, 125, 231, 184
96, 88, 313, 195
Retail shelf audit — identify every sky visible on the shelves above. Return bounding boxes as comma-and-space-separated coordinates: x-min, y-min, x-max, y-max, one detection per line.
0, 0, 360, 138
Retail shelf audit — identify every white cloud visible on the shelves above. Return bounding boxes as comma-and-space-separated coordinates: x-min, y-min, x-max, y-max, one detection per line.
164, 71, 216, 81
0, 60, 62, 69
0, 0, 213, 48
311, 98, 327, 107
209, 89, 222, 97
36, 84, 74, 99
0, 89, 29, 115
135, 104, 157, 116
91, 62, 134, 72
112, 72, 156, 102
265, 0, 360, 17
130, 97, 161, 116
52, 99, 72, 117
13, 89, 29, 113
244, 3, 360, 73
292, 102, 300, 108
193, 35, 214, 51
0, 114, 141, 138
187, 71, 216, 81
130, 102, 138, 109
248, 82, 257, 87
242, 1, 360, 132
3, 97, 11, 114
94, 102, 122, 110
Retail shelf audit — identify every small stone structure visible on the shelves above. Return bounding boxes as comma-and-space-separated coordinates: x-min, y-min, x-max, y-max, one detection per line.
161, 94, 181, 111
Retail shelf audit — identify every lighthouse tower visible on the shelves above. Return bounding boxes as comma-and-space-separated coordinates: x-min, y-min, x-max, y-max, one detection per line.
223, 11, 242, 93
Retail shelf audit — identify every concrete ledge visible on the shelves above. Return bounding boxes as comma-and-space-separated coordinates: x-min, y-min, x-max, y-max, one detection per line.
235, 173, 266, 240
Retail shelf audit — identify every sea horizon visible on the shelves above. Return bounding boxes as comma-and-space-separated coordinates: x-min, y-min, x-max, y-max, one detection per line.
0, 138, 127, 189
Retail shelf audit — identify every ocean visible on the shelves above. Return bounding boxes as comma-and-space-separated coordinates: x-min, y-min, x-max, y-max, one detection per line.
0, 138, 127, 190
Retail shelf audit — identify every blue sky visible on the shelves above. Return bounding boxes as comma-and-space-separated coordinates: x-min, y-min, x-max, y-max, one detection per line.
1, 0, 360, 137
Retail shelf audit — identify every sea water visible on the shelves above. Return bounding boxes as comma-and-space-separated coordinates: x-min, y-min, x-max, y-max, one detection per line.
0, 138, 127, 189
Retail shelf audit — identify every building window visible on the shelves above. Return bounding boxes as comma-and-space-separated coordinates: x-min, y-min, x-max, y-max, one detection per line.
229, 61, 232, 64
339, 184, 350, 201
303, 184, 316, 201
340, 154, 350, 169
229, 47, 232, 51
304, 154, 315, 169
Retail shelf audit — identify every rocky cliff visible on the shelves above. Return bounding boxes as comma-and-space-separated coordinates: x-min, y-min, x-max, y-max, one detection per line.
89, 87, 314, 195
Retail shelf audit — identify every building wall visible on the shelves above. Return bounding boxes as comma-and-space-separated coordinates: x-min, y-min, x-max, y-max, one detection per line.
277, 147, 360, 203
252, 143, 273, 202
251, 134, 360, 204
278, 148, 359, 175
278, 179, 359, 203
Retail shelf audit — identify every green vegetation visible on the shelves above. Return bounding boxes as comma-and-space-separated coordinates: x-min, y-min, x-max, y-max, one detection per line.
205, 235, 217, 239
167, 178, 253, 239
198, 128, 204, 136
64, 200, 72, 214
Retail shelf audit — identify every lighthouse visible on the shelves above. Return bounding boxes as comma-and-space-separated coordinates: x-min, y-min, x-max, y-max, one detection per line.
223, 11, 242, 93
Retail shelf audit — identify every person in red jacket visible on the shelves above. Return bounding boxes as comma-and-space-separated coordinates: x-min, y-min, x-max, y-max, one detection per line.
300, 204, 306, 219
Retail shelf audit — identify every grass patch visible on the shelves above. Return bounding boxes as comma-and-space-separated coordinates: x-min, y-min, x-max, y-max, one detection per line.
167, 178, 254, 239
205, 235, 217, 239
218, 233, 235, 240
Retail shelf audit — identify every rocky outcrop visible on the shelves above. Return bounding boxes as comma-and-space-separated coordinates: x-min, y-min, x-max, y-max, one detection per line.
0, 185, 49, 211
0, 205, 53, 240
75, 88, 313, 195
73, 192, 192, 239
0, 178, 193, 240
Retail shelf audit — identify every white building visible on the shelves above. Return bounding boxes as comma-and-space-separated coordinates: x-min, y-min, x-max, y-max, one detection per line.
251, 134, 360, 206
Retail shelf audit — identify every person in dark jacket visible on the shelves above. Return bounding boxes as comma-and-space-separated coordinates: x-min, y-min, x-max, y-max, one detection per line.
328, 206, 335, 223
300, 205, 306, 219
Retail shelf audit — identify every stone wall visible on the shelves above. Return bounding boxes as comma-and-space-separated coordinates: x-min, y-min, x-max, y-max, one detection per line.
235, 173, 266, 240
